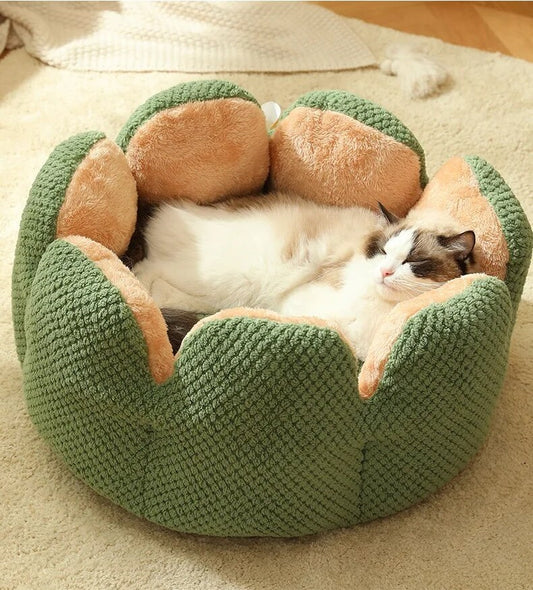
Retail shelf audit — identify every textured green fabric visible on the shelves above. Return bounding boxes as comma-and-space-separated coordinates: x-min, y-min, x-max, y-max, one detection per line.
12, 131, 105, 362
12, 80, 533, 537
279, 90, 428, 187
465, 155, 533, 311
358, 277, 513, 521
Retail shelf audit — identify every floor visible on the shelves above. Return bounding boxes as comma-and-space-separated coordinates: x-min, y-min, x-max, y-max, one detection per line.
314, 1, 533, 61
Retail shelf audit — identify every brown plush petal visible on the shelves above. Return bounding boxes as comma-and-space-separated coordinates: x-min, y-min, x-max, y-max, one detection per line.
412, 157, 509, 279
56, 139, 138, 256
269, 107, 422, 217
126, 98, 270, 204
65, 236, 175, 385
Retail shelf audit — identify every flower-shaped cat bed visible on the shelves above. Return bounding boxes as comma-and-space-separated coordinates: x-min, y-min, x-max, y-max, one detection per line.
12, 81, 532, 537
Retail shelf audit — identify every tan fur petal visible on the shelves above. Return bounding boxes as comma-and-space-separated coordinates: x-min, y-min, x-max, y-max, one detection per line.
56, 138, 138, 256
126, 98, 270, 204
358, 273, 485, 400
269, 107, 422, 216
411, 157, 509, 279
65, 236, 175, 385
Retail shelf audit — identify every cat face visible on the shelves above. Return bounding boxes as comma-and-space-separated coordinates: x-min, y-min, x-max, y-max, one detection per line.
365, 225, 476, 302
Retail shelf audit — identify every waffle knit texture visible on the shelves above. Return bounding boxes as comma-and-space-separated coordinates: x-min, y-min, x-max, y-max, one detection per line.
0, 1, 376, 73
11, 81, 532, 537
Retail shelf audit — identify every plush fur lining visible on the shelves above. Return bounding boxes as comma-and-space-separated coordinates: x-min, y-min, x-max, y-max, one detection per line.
269, 107, 422, 217
56, 139, 137, 256
410, 157, 509, 279
57, 128, 508, 398
65, 236, 175, 385
182, 307, 358, 358
126, 98, 270, 204
358, 273, 485, 399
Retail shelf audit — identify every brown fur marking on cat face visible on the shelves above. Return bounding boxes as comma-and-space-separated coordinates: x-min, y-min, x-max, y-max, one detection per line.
126, 98, 270, 205
269, 107, 422, 216
65, 236, 175, 384
56, 138, 138, 256
358, 273, 486, 400
364, 230, 385, 258
410, 157, 509, 279
365, 223, 476, 282
408, 229, 476, 281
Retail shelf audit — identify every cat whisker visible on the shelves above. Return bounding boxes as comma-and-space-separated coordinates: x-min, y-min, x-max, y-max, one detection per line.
390, 276, 445, 288
395, 283, 441, 293
387, 279, 444, 295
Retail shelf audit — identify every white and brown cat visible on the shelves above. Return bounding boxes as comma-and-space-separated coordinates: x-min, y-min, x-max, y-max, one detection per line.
131, 193, 476, 359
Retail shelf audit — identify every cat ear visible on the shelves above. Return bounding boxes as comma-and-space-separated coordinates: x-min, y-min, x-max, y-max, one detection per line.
439, 231, 476, 259
378, 202, 399, 225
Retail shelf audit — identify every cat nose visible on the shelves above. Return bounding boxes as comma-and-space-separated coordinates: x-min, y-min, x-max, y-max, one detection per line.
380, 267, 394, 278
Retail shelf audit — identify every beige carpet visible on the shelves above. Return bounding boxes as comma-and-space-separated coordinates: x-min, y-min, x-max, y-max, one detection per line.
1, 17, 532, 590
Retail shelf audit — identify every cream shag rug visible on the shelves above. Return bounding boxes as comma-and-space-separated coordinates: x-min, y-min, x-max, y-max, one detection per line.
1, 17, 532, 590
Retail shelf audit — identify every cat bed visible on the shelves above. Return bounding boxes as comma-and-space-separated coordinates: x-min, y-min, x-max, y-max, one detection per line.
12, 80, 532, 537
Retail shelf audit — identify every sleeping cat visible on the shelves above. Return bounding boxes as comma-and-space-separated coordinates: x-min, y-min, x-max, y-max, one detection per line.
131, 193, 476, 359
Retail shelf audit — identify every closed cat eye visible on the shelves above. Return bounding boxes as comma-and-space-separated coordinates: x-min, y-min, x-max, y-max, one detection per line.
405, 259, 430, 265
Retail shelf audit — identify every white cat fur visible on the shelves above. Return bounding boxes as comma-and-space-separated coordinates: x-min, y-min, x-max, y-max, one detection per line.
134, 194, 451, 359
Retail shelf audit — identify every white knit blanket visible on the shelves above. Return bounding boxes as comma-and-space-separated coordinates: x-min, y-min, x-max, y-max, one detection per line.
0, 1, 376, 72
